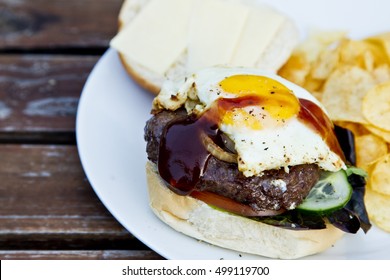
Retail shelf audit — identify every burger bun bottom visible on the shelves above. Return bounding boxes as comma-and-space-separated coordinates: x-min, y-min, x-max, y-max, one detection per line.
146, 161, 344, 259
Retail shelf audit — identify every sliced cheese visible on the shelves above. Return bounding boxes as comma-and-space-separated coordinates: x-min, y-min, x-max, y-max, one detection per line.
110, 0, 194, 75
187, 0, 249, 73
230, 7, 285, 67
118, 0, 152, 26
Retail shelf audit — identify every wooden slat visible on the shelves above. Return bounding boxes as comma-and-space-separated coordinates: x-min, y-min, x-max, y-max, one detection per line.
0, 250, 163, 260
0, 0, 122, 49
0, 145, 143, 250
0, 55, 98, 136
0, 0, 161, 260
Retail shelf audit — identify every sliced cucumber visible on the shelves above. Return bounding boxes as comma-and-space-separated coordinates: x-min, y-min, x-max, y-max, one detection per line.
297, 169, 352, 214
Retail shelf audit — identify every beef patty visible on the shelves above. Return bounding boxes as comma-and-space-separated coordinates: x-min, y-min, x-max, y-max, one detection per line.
144, 109, 320, 211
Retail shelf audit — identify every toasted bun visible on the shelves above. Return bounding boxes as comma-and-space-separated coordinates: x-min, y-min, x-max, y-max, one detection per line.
116, 0, 299, 95
146, 161, 344, 259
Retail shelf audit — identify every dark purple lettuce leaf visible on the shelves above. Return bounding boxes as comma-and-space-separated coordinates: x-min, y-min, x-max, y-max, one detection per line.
327, 170, 371, 233
256, 210, 326, 230
334, 125, 356, 166
344, 173, 371, 233
327, 208, 361, 233
326, 126, 371, 233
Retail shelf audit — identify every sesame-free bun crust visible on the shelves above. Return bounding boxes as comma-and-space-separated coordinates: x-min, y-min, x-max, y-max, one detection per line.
146, 161, 344, 259
118, 53, 161, 94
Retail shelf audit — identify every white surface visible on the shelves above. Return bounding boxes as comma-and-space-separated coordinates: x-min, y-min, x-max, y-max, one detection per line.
76, 0, 390, 259
258, 0, 390, 39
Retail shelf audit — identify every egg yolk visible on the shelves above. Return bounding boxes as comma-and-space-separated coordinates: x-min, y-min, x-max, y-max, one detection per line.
218, 75, 300, 129
222, 108, 263, 130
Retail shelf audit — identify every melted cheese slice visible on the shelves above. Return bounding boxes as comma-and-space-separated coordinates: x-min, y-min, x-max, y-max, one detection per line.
187, 0, 249, 73
110, 0, 194, 75
230, 8, 285, 67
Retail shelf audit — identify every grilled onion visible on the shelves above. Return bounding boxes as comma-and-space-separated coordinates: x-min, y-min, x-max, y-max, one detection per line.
201, 133, 237, 163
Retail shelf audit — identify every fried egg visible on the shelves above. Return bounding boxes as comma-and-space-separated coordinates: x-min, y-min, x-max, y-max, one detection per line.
156, 67, 346, 176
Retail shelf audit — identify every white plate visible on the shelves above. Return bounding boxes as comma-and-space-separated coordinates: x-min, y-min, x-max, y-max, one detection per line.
76, 0, 390, 259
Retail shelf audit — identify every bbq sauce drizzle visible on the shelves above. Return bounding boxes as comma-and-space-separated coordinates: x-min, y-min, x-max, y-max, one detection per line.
158, 95, 345, 196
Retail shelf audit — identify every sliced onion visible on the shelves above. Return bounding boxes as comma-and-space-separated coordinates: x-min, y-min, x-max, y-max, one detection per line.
201, 133, 237, 163
191, 190, 286, 217
220, 133, 237, 153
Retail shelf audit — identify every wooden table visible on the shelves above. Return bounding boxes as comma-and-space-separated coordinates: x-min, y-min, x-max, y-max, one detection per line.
0, 0, 163, 260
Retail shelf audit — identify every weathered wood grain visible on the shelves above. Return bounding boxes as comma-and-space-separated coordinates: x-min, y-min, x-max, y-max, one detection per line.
0, 55, 98, 137
0, 0, 162, 260
0, 250, 163, 260
0, 145, 146, 251
0, 0, 122, 49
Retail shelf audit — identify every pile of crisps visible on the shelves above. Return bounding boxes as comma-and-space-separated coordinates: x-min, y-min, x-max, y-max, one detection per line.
278, 31, 390, 232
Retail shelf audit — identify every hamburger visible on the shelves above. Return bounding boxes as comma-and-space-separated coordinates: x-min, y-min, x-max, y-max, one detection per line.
144, 67, 371, 259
